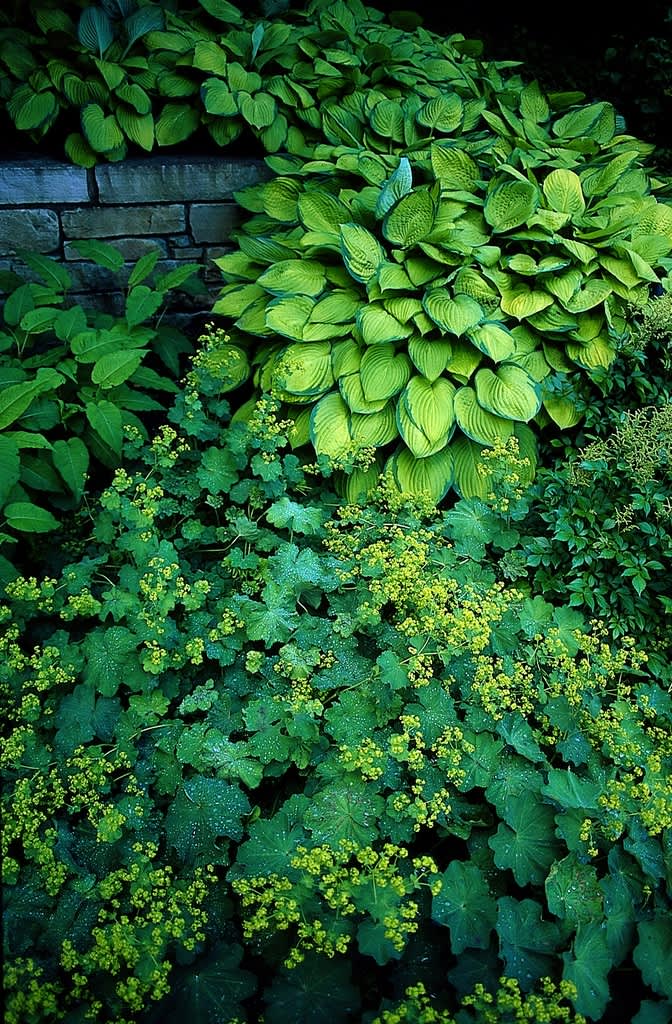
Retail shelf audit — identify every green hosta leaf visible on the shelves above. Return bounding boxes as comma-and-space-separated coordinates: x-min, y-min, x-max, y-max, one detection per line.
553, 101, 616, 144
340, 374, 387, 414
484, 178, 539, 233
454, 387, 514, 447
383, 188, 437, 248
273, 343, 334, 398
545, 854, 602, 926
356, 305, 411, 346
85, 400, 123, 457
155, 103, 200, 146
331, 339, 361, 379
542, 168, 585, 217
566, 334, 615, 370
375, 157, 412, 218
8, 84, 58, 133
340, 223, 386, 284
213, 283, 266, 318
52, 438, 89, 501
564, 278, 613, 313
240, 91, 277, 130
299, 191, 350, 233
634, 918, 672, 999
408, 338, 452, 381
432, 861, 497, 953
543, 268, 582, 305
258, 260, 327, 298
370, 100, 405, 142
431, 145, 479, 192
310, 392, 353, 458
543, 395, 583, 428
262, 176, 301, 222
360, 345, 412, 401
417, 93, 463, 132
500, 284, 553, 320
81, 103, 124, 154
350, 404, 397, 447
520, 80, 549, 123
386, 445, 454, 502
309, 291, 361, 327
0, 438, 21, 506
423, 291, 483, 337
397, 376, 456, 456
92, 350, 145, 388
467, 322, 516, 362
475, 365, 541, 421
165, 777, 250, 864
497, 897, 564, 986
451, 435, 489, 499
3, 501, 60, 532
265, 296, 314, 341
562, 921, 612, 1020
201, 77, 238, 116
115, 107, 154, 151
115, 82, 151, 115
78, 7, 114, 56
196, 0, 243, 24
489, 794, 559, 886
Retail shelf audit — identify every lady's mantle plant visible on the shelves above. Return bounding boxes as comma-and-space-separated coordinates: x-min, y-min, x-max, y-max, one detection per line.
2, 328, 671, 1022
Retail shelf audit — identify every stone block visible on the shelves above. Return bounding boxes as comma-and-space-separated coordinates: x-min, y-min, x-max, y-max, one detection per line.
0, 158, 89, 205
189, 203, 244, 244
95, 156, 269, 204
61, 204, 186, 239
0, 209, 60, 254
64, 236, 168, 261
168, 246, 203, 260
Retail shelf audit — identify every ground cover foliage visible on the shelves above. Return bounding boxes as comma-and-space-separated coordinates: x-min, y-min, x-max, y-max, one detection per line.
2, 1, 672, 1022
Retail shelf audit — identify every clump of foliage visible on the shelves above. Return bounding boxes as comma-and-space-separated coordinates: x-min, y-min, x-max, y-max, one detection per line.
0, 241, 201, 573
2, 335, 672, 1022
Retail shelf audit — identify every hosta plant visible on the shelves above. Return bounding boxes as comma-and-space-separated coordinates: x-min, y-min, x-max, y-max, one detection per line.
2, 350, 671, 1023
213, 89, 672, 500
0, 240, 200, 571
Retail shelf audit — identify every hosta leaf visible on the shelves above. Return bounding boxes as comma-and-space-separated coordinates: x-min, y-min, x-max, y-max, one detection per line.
356, 305, 411, 346
543, 268, 582, 305
340, 223, 386, 284
350, 404, 397, 447
542, 168, 585, 217
489, 794, 559, 885
81, 103, 124, 153
299, 191, 350, 233
475, 364, 541, 422
273, 342, 334, 398
310, 393, 353, 458
114, 107, 154, 151
430, 145, 479, 192
519, 80, 549, 123
500, 285, 553, 320
265, 296, 314, 341
543, 395, 583, 428
467, 322, 516, 362
386, 445, 454, 502
78, 7, 114, 55
331, 339, 361, 379
375, 157, 412, 217
454, 387, 514, 446
445, 339, 483, 384
257, 260, 327, 297
240, 91, 277, 130
155, 102, 200, 146
360, 345, 412, 401
408, 338, 452, 381
308, 291, 361, 326
92, 350, 144, 388
417, 93, 463, 132
213, 283, 266, 318
370, 99, 405, 142
423, 291, 483, 337
566, 334, 616, 370
400, 375, 457, 443
383, 188, 436, 247
432, 860, 497, 953
564, 278, 613, 313
553, 101, 616, 144
201, 77, 238, 116
4, 501, 60, 532
339, 374, 387, 414
484, 179, 539, 233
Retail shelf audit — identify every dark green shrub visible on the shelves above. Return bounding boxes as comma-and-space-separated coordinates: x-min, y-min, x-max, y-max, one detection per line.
0, 241, 201, 573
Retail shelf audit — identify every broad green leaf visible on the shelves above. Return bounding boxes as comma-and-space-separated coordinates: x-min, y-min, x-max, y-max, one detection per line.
308, 291, 361, 326
310, 393, 353, 458
484, 178, 539, 233
431, 145, 479, 192
92, 350, 145, 388
566, 334, 615, 370
340, 223, 386, 284
497, 896, 564, 986
19, 307, 61, 335
564, 278, 613, 313
4, 501, 60, 533
262, 176, 302, 222
350, 404, 397, 447
265, 296, 314, 341
475, 365, 541, 421
125, 285, 164, 327
370, 100, 405, 142
201, 77, 238, 116
168, 944, 256, 1022
356, 305, 411, 346
397, 376, 456, 456
196, 446, 239, 494
500, 284, 553, 319
273, 343, 334, 398
375, 157, 413, 218
85, 400, 123, 457
360, 345, 412, 401
304, 783, 383, 847
467, 322, 516, 362
562, 921, 612, 1019
115, 107, 154, 151
408, 338, 452, 381
55, 306, 87, 342
383, 188, 436, 248
264, 956, 359, 1024
69, 239, 125, 270
81, 103, 124, 153
417, 93, 463, 132
634, 918, 672, 999
0, 438, 21, 506
386, 445, 454, 502
423, 291, 483, 337
543, 395, 583, 428
155, 102, 200, 146
17, 251, 72, 292
240, 91, 277, 130
432, 861, 497, 953
213, 283, 266, 318
545, 854, 602, 927
553, 101, 616, 144
542, 168, 585, 217
454, 387, 514, 446
0, 370, 63, 430
340, 374, 387, 414
451, 435, 489, 499
520, 80, 549, 123
489, 794, 560, 885
165, 776, 250, 864
299, 191, 350, 233
52, 438, 89, 501
258, 260, 327, 297
78, 7, 113, 55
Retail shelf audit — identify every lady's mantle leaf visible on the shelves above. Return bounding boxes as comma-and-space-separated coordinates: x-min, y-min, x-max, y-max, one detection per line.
432, 860, 497, 953
165, 776, 250, 865
497, 896, 565, 986
304, 782, 384, 847
488, 793, 560, 885
167, 943, 257, 1023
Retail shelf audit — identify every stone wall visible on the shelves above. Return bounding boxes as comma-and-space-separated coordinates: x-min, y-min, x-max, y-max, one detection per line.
0, 153, 269, 317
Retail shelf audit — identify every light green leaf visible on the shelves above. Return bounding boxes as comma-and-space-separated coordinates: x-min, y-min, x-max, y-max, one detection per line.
4, 501, 60, 533
423, 291, 483, 337
298, 191, 350, 233
155, 102, 200, 146
360, 345, 412, 401
92, 350, 145, 388
240, 91, 277, 130
340, 222, 386, 284
310, 393, 353, 458
484, 178, 539, 233
265, 296, 314, 341
273, 342, 334, 398
383, 188, 436, 248
81, 103, 124, 153
258, 260, 327, 298
475, 365, 541, 422
408, 338, 452, 381
417, 93, 463, 132
386, 445, 454, 502
356, 305, 411, 346
467, 322, 516, 362
0, 438, 21, 506
542, 168, 585, 217
454, 387, 514, 447
69, 239, 125, 270
398, 375, 456, 456
430, 145, 479, 192
500, 284, 553, 320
